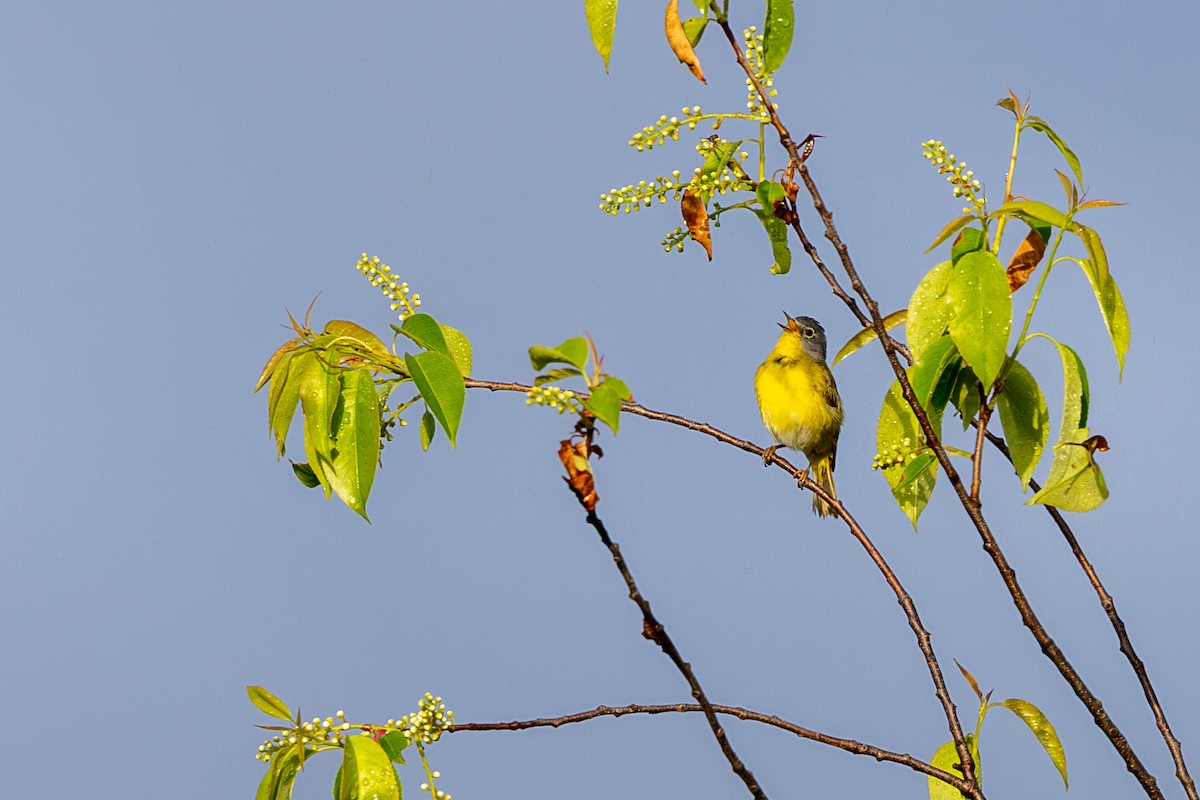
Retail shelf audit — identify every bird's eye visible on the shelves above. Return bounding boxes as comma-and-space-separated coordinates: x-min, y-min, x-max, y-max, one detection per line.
803, 327, 815, 338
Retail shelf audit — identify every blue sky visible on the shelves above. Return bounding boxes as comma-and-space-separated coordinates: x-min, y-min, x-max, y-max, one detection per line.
2, 2, 1198, 798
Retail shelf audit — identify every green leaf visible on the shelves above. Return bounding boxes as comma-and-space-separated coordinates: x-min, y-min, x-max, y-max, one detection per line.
586, 380, 623, 434
584, 0, 618, 71
877, 379, 942, 530
268, 350, 310, 458
947, 250, 1012, 389
994, 360, 1049, 489
906, 261, 953, 363
755, 179, 786, 207
419, 409, 436, 452
256, 337, 304, 393
398, 313, 452, 360
896, 452, 937, 492
1028, 427, 1109, 512
323, 320, 390, 358
762, 0, 794, 74
529, 337, 589, 371
1042, 336, 1089, 431
408, 351, 466, 447
379, 731, 409, 764
949, 364, 982, 431
291, 462, 321, 488
326, 368, 380, 521
1024, 116, 1083, 186
832, 310, 906, 365
598, 374, 633, 400
533, 367, 584, 386
439, 323, 473, 377
700, 139, 742, 184
256, 744, 305, 800
950, 227, 986, 265
682, 16, 707, 47
1072, 223, 1109, 283
340, 736, 401, 800
909, 336, 959, 410
247, 686, 293, 721
992, 199, 1070, 230
928, 736, 981, 800
753, 205, 792, 275
997, 698, 1068, 788
299, 354, 341, 499
1071, 225, 1129, 376
925, 215, 975, 253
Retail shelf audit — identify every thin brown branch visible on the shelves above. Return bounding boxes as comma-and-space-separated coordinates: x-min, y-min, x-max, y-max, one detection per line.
450, 702, 978, 796
580, 503, 769, 798
465, 378, 982, 799
713, 13, 1166, 796
983, 430, 1198, 800
783, 202, 871, 329
970, 387, 990, 504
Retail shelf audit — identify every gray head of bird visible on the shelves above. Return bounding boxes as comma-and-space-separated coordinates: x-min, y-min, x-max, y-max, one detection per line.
778, 313, 829, 362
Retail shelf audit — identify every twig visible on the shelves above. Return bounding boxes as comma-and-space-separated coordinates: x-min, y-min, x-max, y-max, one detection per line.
450, 702, 979, 796
783, 204, 871, 329
579, 504, 768, 798
970, 386, 990, 504
983, 430, 1198, 800
465, 378, 982, 799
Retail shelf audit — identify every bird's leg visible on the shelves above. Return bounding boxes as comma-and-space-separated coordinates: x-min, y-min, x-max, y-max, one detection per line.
762, 445, 779, 467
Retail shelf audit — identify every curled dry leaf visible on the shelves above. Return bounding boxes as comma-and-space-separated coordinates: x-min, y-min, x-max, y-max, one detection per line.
664, 0, 706, 84
681, 188, 713, 260
559, 438, 600, 511
1007, 226, 1046, 292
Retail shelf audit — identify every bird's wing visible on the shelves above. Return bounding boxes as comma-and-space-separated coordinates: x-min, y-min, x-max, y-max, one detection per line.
826, 374, 842, 471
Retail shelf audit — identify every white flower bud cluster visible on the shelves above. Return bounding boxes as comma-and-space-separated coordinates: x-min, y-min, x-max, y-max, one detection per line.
526, 385, 583, 414
742, 27, 778, 116
922, 141, 986, 215
357, 253, 423, 321
629, 106, 705, 151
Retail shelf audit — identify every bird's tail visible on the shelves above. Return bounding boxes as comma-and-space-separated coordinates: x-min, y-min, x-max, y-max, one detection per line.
811, 456, 837, 518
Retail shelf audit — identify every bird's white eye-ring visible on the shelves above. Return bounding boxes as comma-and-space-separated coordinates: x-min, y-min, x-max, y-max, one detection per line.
803, 327, 815, 338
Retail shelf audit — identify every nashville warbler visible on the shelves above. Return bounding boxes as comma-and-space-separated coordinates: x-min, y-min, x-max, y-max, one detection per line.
754, 313, 844, 517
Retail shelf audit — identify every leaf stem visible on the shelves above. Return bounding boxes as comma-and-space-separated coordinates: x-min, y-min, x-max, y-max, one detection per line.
992, 108, 1026, 254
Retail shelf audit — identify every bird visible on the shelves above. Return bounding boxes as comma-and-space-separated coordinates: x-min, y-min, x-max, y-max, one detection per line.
754, 313, 844, 517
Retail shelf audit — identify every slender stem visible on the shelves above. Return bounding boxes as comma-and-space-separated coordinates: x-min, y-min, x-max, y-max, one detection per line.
983, 430, 1199, 800
784, 205, 872, 330
450, 703, 980, 797
466, 378, 977, 794
991, 108, 1025, 254
580, 506, 769, 799
1009, 228, 1069, 365
970, 385, 989, 504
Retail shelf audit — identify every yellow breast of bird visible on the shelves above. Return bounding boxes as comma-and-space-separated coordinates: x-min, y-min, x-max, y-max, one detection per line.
755, 356, 842, 459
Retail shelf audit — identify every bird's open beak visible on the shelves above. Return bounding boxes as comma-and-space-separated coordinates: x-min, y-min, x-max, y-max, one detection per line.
778, 312, 798, 332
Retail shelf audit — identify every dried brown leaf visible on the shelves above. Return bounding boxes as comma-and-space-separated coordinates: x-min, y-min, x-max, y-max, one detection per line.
559, 438, 599, 511
664, 0, 706, 84
1007, 226, 1046, 292
681, 188, 713, 260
